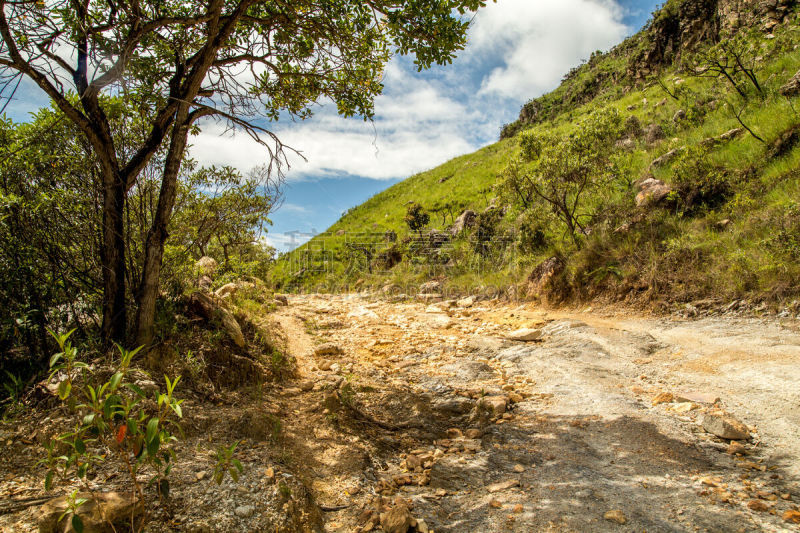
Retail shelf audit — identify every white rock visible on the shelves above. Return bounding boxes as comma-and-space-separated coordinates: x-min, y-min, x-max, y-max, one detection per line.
506, 328, 543, 341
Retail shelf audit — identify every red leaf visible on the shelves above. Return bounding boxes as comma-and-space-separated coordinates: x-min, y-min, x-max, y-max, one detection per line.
115, 425, 127, 444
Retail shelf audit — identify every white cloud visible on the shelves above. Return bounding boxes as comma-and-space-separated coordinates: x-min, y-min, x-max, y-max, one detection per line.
188, 0, 630, 181
188, 80, 476, 180
471, 0, 628, 100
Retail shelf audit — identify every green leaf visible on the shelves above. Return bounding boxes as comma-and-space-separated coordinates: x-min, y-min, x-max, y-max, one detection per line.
230, 468, 239, 482
232, 459, 243, 473
109, 372, 123, 391
77, 463, 88, 478
74, 438, 86, 454
49, 353, 63, 368
57, 380, 71, 400
71, 514, 84, 533
146, 433, 160, 457
44, 471, 54, 491
145, 418, 159, 443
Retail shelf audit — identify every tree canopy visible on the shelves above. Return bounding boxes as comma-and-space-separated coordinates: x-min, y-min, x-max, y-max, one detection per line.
0, 0, 487, 346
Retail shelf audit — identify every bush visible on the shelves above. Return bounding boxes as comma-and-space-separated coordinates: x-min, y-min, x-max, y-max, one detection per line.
42, 331, 183, 529
670, 147, 732, 215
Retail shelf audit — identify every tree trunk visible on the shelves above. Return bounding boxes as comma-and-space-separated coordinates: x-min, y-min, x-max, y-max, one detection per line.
135, 104, 192, 347
100, 171, 128, 346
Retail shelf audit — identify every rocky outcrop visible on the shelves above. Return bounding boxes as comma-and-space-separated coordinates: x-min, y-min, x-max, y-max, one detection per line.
649, 147, 685, 169
644, 123, 665, 144
700, 127, 744, 147
780, 69, 800, 97
629, 0, 796, 82
449, 209, 477, 236
190, 291, 246, 347
635, 177, 673, 208
195, 256, 218, 277
526, 256, 565, 297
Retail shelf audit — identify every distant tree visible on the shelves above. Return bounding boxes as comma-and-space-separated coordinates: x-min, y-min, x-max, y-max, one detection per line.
0, 0, 486, 346
404, 202, 430, 238
686, 34, 763, 99
500, 109, 624, 248
686, 34, 766, 143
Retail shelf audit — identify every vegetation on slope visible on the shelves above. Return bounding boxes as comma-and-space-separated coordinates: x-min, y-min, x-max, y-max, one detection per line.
275, 5, 800, 311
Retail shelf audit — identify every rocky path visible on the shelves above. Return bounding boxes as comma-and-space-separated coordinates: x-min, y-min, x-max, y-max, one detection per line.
2, 294, 799, 532
273, 294, 800, 532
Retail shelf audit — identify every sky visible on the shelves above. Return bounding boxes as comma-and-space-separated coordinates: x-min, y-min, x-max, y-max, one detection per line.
5, 0, 661, 253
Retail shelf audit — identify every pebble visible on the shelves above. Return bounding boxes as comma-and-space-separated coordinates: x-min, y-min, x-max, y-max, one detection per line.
506, 328, 543, 342
487, 479, 519, 493
234, 504, 255, 518
747, 499, 770, 512
603, 509, 627, 524
651, 392, 674, 405
701, 412, 750, 440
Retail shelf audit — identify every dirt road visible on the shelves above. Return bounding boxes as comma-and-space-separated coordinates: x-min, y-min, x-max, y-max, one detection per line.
273, 293, 800, 532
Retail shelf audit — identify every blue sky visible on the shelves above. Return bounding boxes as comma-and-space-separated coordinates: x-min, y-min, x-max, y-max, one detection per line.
5, 0, 660, 253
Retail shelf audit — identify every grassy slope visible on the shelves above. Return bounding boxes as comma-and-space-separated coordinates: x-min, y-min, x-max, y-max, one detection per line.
274, 15, 800, 307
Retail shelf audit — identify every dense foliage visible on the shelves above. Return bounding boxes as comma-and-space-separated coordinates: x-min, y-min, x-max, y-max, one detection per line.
0, 106, 277, 387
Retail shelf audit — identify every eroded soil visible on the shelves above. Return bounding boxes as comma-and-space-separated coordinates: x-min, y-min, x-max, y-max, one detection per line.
2, 294, 800, 532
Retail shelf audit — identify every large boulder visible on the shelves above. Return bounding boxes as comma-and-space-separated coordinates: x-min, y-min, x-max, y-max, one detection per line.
526, 256, 564, 296
780, 69, 800, 97
449, 209, 477, 236
38, 492, 142, 533
635, 177, 673, 208
215, 282, 238, 298
189, 291, 245, 347
195, 256, 218, 278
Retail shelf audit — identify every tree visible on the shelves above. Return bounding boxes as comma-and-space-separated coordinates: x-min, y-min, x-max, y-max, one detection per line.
0, 0, 486, 346
0, 104, 280, 370
686, 34, 764, 99
404, 202, 430, 238
500, 109, 624, 248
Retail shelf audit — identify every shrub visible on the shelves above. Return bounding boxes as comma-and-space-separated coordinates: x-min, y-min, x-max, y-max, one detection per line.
404, 203, 430, 237
42, 331, 184, 530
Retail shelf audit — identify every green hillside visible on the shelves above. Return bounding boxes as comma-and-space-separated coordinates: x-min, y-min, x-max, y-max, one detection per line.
273, 1, 800, 309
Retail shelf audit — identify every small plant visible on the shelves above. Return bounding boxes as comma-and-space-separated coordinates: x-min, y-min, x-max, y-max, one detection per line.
1, 370, 24, 417
404, 202, 430, 238
212, 441, 244, 484
57, 490, 89, 533
42, 330, 185, 531
339, 382, 356, 408
266, 414, 283, 443
266, 349, 292, 380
